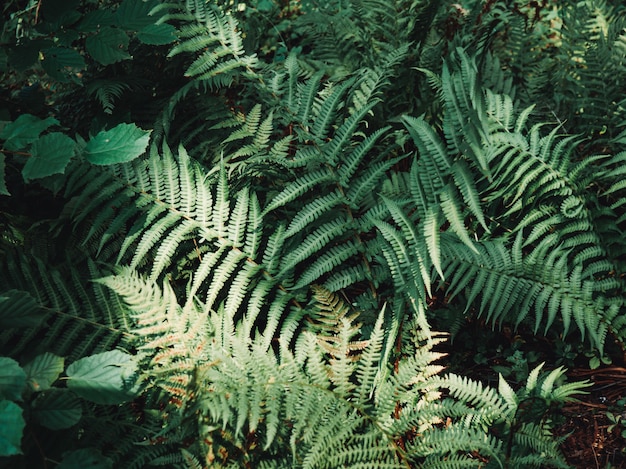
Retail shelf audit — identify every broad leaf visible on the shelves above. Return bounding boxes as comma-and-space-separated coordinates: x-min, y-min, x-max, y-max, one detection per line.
0, 114, 59, 151
32, 390, 82, 430
257, 0, 274, 12
0, 358, 26, 401
116, 0, 159, 30
77, 10, 116, 32
66, 350, 138, 404
23, 353, 65, 392
41, 47, 85, 82
0, 400, 24, 456
58, 448, 113, 469
137, 24, 177, 45
86, 27, 130, 65
22, 132, 76, 181
84, 123, 151, 165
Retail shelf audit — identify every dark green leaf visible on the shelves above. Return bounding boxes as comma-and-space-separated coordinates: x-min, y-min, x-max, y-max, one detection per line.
137, 23, 177, 45
66, 351, 138, 404
116, 0, 159, 30
0, 400, 24, 456
84, 123, 151, 165
77, 10, 116, 32
7, 39, 54, 71
0, 154, 8, 196
32, 390, 82, 430
22, 132, 76, 182
0, 114, 59, 151
0, 358, 26, 402
23, 353, 65, 392
0, 48, 8, 72
58, 448, 113, 469
56, 29, 81, 47
40, 0, 80, 24
41, 47, 85, 82
0, 290, 46, 328
85, 27, 131, 65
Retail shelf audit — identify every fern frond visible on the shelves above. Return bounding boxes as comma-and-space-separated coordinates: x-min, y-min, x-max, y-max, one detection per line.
168, 4, 259, 86
86, 79, 132, 114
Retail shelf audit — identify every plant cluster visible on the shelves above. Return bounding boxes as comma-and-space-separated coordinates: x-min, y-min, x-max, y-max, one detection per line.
1, 0, 625, 467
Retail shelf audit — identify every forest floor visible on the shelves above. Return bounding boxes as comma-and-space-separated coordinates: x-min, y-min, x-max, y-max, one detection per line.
439, 317, 626, 468
557, 367, 626, 469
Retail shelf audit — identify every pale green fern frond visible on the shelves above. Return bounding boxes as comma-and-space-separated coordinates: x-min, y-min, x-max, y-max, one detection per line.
168, 4, 259, 87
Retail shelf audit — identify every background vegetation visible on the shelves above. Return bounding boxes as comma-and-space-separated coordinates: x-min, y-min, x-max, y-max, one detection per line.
1, 0, 625, 467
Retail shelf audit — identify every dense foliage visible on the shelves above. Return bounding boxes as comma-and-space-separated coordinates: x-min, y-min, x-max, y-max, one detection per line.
1, 0, 625, 467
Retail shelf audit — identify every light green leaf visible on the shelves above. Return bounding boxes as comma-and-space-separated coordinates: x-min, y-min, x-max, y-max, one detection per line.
22, 132, 76, 182
32, 390, 82, 430
0, 358, 26, 401
257, 0, 274, 12
0, 290, 46, 328
85, 27, 130, 65
0, 400, 24, 456
0, 114, 59, 151
58, 448, 113, 469
23, 353, 65, 392
84, 123, 151, 165
137, 23, 177, 45
66, 350, 138, 404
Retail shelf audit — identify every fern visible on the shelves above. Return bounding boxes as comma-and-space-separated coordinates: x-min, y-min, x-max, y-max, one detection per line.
3, 1, 624, 466
86, 79, 132, 114
97, 273, 581, 468
168, 4, 259, 87
379, 46, 626, 352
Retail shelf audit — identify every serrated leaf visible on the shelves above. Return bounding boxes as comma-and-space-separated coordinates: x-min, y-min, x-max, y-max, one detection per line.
0, 400, 24, 456
58, 448, 113, 469
32, 390, 82, 430
23, 353, 65, 392
137, 23, 177, 45
0, 114, 59, 151
22, 132, 76, 181
85, 27, 130, 65
77, 10, 116, 32
0, 358, 26, 402
116, 0, 158, 30
40, 47, 85, 82
7, 39, 53, 71
84, 123, 151, 165
66, 351, 138, 404
0, 290, 46, 328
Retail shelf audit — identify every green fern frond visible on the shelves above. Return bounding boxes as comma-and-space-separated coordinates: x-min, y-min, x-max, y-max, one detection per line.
168, 4, 259, 86
86, 79, 132, 114
0, 253, 132, 360
262, 168, 334, 215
